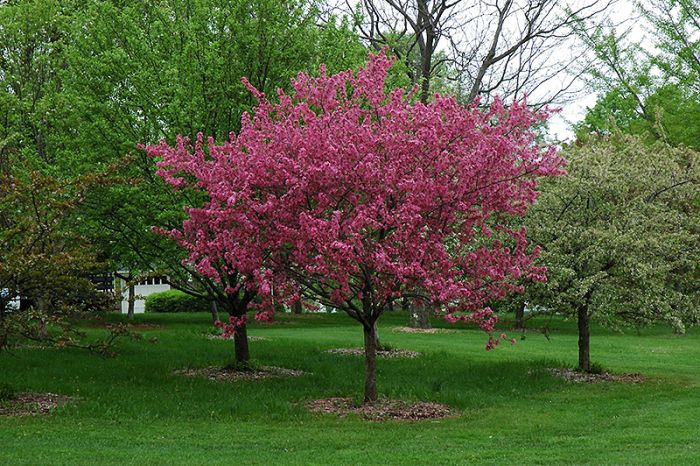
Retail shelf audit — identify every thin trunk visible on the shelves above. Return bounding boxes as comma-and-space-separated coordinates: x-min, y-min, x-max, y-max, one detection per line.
515, 301, 526, 329
373, 320, 381, 350
417, 0, 433, 104
210, 300, 219, 323
409, 301, 432, 329
363, 323, 378, 403
37, 303, 48, 340
234, 321, 250, 366
577, 304, 590, 372
292, 300, 302, 315
19, 293, 32, 311
127, 283, 135, 320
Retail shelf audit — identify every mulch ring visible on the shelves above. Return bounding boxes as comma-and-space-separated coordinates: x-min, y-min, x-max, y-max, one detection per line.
549, 368, 645, 384
126, 323, 163, 330
204, 334, 270, 342
0, 393, 72, 417
307, 397, 454, 421
392, 326, 457, 334
88, 322, 163, 330
174, 366, 305, 382
325, 348, 420, 358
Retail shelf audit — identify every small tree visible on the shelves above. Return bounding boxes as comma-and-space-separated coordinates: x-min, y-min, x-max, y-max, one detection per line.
0, 163, 117, 351
526, 134, 700, 372
145, 135, 283, 367
151, 51, 563, 401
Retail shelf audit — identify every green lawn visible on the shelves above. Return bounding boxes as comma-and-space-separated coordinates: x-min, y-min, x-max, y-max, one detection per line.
1, 312, 699, 465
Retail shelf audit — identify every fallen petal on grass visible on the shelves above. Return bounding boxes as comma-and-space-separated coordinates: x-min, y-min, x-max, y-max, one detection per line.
325, 347, 420, 358
392, 327, 458, 334
549, 368, 645, 383
0, 393, 72, 417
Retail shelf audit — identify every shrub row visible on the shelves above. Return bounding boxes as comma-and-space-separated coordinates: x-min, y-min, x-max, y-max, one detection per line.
144, 290, 210, 313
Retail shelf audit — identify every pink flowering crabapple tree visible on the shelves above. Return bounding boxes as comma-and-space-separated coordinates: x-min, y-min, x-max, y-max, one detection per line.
149, 51, 564, 401
145, 134, 283, 367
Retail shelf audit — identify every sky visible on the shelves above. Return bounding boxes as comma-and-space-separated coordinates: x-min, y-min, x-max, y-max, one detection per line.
548, 0, 646, 140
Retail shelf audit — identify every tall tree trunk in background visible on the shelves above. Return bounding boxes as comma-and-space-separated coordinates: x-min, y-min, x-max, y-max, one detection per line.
36, 297, 48, 340
577, 304, 590, 372
19, 292, 32, 311
210, 300, 219, 323
362, 322, 379, 403
292, 300, 302, 314
409, 301, 432, 329
515, 301, 526, 329
127, 282, 135, 320
417, 0, 435, 106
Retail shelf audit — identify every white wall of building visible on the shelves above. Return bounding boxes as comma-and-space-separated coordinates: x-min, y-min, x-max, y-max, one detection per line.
118, 275, 171, 314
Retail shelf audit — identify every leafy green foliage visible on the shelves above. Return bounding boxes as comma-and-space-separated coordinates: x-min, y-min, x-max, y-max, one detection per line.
575, 0, 700, 149
527, 134, 700, 333
0, 163, 111, 317
145, 290, 211, 314
0, 382, 16, 402
0, 0, 368, 304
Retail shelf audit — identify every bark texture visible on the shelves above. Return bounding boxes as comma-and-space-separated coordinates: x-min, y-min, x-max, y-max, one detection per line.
515, 301, 526, 329
409, 301, 432, 329
234, 321, 250, 366
210, 300, 219, 323
363, 323, 378, 403
577, 304, 590, 372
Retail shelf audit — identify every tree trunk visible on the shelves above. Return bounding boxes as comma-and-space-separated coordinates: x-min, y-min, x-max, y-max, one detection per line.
292, 300, 302, 315
19, 293, 32, 311
417, 0, 434, 105
372, 320, 381, 350
233, 321, 250, 367
363, 323, 378, 403
577, 305, 590, 372
409, 301, 432, 329
127, 283, 135, 320
210, 300, 219, 323
515, 301, 526, 329
38, 320, 48, 340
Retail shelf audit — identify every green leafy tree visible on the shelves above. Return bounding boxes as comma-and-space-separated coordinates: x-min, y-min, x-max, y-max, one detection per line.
575, 0, 700, 149
59, 1, 367, 328
0, 0, 367, 322
526, 134, 700, 371
0, 157, 121, 352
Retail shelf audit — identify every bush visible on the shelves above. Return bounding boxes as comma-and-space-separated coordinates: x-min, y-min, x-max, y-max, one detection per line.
0, 382, 16, 401
145, 290, 211, 313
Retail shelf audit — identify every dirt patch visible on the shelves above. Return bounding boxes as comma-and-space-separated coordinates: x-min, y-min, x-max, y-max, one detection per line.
325, 348, 420, 358
204, 334, 270, 342
307, 397, 454, 421
174, 366, 305, 382
549, 368, 645, 384
392, 326, 458, 334
0, 393, 72, 417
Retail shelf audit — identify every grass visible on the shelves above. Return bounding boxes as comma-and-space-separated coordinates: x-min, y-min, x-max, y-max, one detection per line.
1, 311, 699, 465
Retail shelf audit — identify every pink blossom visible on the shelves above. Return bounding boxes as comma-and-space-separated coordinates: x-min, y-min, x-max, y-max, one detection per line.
147, 50, 563, 350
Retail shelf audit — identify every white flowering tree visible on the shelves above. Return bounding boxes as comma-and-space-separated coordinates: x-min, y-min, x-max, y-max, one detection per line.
527, 134, 700, 372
